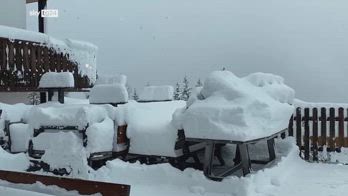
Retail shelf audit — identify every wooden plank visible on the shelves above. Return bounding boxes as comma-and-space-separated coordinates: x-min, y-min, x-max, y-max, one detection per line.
304, 108, 310, 160
312, 108, 318, 161
296, 107, 302, 147
338, 107, 344, 148
319, 108, 327, 147
0, 170, 130, 196
329, 107, 335, 151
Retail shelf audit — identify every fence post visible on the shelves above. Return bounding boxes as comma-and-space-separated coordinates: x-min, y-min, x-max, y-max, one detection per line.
296, 107, 302, 148
304, 108, 310, 160
319, 108, 327, 149
338, 108, 344, 149
288, 115, 294, 137
329, 108, 335, 152
312, 108, 318, 161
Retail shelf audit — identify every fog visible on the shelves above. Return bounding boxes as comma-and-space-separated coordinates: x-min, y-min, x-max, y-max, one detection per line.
27, 0, 348, 102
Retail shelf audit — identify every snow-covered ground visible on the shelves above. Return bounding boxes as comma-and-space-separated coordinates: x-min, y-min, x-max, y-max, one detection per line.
0, 137, 348, 196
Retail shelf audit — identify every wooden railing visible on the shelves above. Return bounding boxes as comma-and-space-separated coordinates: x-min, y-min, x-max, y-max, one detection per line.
0, 37, 91, 91
289, 107, 348, 161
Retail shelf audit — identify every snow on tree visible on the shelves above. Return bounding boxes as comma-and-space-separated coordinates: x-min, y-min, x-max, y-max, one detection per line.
174, 82, 181, 100
195, 78, 203, 87
133, 88, 139, 101
181, 76, 191, 101
27, 92, 40, 105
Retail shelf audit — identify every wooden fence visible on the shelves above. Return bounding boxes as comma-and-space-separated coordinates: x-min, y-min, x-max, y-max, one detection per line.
0, 37, 91, 91
288, 107, 348, 161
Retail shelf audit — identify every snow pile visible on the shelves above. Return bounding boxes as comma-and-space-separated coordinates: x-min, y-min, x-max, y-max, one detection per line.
35, 132, 91, 178
23, 103, 108, 129
115, 101, 186, 157
173, 71, 295, 141
0, 103, 32, 122
0, 147, 29, 171
39, 72, 75, 88
294, 99, 348, 109
89, 84, 128, 104
139, 85, 174, 102
0, 25, 48, 43
85, 117, 114, 153
95, 74, 127, 86
245, 72, 295, 104
9, 123, 30, 153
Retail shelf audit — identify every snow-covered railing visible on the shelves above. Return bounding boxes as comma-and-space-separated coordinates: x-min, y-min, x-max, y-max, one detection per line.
0, 25, 97, 91
289, 101, 348, 161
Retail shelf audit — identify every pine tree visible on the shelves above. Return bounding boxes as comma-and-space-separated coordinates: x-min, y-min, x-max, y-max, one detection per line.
222, 67, 226, 71
27, 92, 40, 105
126, 84, 132, 97
195, 78, 203, 87
181, 76, 191, 101
173, 82, 181, 100
132, 88, 139, 101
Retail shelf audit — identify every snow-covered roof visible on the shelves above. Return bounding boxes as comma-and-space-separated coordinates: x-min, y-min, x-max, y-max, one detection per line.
173, 71, 295, 142
39, 72, 75, 88
139, 85, 174, 102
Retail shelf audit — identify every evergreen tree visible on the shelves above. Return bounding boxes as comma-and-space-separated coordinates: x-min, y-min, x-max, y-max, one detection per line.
132, 88, 139, 101
27, 92, 40, 105
173, 82, 181, 100
195, 78, 203, 87
126, 84, 132, 97
181, 76, 191, 101
222, 67, 226, 71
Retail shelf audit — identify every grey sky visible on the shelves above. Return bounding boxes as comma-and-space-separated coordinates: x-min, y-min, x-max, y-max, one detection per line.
27, 0, 348, 102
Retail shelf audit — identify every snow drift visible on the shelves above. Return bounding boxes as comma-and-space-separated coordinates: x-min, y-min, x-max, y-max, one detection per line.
173, 71, 295, 141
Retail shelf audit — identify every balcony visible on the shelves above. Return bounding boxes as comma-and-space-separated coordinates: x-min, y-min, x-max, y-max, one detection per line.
0, 25, 97, 92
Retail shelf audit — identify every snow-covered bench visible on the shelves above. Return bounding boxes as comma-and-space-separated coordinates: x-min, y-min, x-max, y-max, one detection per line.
115, 100, 205, 167
173, 71, 295, 179
89, 84, 128, 106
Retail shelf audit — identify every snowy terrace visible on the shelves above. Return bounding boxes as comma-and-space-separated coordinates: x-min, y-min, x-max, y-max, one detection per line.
0, 25, 97, 91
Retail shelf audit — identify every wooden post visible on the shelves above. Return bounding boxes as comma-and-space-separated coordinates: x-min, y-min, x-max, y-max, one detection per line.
320, 108, 327, 148
48, 89, 54, 101
329, 108, 335, 152
38, 0, 47, 33
296, 107, 302, 148
312, 108, 318, 161
203, 141, 215, 178
304, 108, 310, 160
58, 89, 64, 104
338, 108, 344, 148
40, 92, 46, 104
288, 115, 294, 137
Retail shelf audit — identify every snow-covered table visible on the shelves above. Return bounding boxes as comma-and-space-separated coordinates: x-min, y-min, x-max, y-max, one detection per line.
185, 128, 287, 180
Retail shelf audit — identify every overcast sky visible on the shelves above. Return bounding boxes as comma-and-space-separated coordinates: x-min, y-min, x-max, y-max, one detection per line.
27, 0, 348, 102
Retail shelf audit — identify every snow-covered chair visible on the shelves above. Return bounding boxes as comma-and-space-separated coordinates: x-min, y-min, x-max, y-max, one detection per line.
24, 103, 115, 171
138, 85, 174, 102
38, 72, 75, 103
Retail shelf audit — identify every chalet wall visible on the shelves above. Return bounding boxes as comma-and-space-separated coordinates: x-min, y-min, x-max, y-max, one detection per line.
0, 0, 26, 29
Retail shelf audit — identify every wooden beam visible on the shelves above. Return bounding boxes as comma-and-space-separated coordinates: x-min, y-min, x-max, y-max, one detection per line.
38, 0, 47, 33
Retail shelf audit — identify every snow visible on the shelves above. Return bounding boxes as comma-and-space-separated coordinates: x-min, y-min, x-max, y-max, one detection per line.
39, 72, 75, 88
173, 71, 295, 141
89, 84, 129, 104
0, 25, 48, 43
85, 117, 114, 153
0, 147, 29, 171
0, 186, 52, 196
245, 72, 295, 104
9, 123, 30, 153
138, 85, 174, 102
36, 131, 91, 178
95, 74, 127, 86
23, 103, 108, 129
294, 99, 348, 108
115, 101, 186, 157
